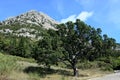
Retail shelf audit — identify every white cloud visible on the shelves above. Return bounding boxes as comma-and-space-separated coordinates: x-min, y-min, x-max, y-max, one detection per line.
61, 15, 76, 23
77, 11, 93, 21
61, 11, 93, 23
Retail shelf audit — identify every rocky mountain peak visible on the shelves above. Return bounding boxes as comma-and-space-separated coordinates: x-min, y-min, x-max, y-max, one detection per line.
2, 10, 59, 30
0, 10, 60, 39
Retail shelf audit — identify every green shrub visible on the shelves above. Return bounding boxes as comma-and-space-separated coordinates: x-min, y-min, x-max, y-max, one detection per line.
77, 61, 99, 69
97, 57, 120, 71
77, 59, 118, 71
97, 61, 113, 71
111, 58, 120, 69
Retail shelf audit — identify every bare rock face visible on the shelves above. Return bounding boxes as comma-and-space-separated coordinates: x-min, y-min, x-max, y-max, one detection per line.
3, 10, 59, 30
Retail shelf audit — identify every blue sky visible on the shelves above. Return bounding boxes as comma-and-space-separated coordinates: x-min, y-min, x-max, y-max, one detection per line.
0, 0, 120, 42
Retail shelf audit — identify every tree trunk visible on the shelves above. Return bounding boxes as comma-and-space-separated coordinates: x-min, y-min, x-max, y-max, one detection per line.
71, 60, 78, 76
73, 67, 78, 77
73, 67, 77, 76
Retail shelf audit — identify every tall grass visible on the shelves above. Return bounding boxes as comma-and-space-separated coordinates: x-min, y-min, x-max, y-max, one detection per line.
0, 53, 19, 80
0, 52, 36, 80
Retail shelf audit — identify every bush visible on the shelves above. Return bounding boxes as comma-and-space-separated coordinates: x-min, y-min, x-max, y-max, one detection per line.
112, 58, 120, 70
97, 61, 113, 71
77, 59, 118, 71
97, 57, 120, 71
77, 61, 99, 69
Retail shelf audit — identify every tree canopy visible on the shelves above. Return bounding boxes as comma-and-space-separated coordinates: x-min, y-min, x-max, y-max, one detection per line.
33, 19, 117, 76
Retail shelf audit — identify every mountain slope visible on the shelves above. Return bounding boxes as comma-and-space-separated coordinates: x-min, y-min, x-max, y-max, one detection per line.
0, 10, 59, 39
2, 10, 59, 29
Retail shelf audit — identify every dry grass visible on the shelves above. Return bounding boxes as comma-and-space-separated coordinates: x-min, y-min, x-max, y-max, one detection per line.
0, 53, 112, 80
0, 75, 9, 80
11, 61, 110, 80
9, 71, 29, 80
37, 69, 111, 80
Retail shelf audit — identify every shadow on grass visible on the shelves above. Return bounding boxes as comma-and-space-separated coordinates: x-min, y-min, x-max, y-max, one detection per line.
23, 66, 72, 77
